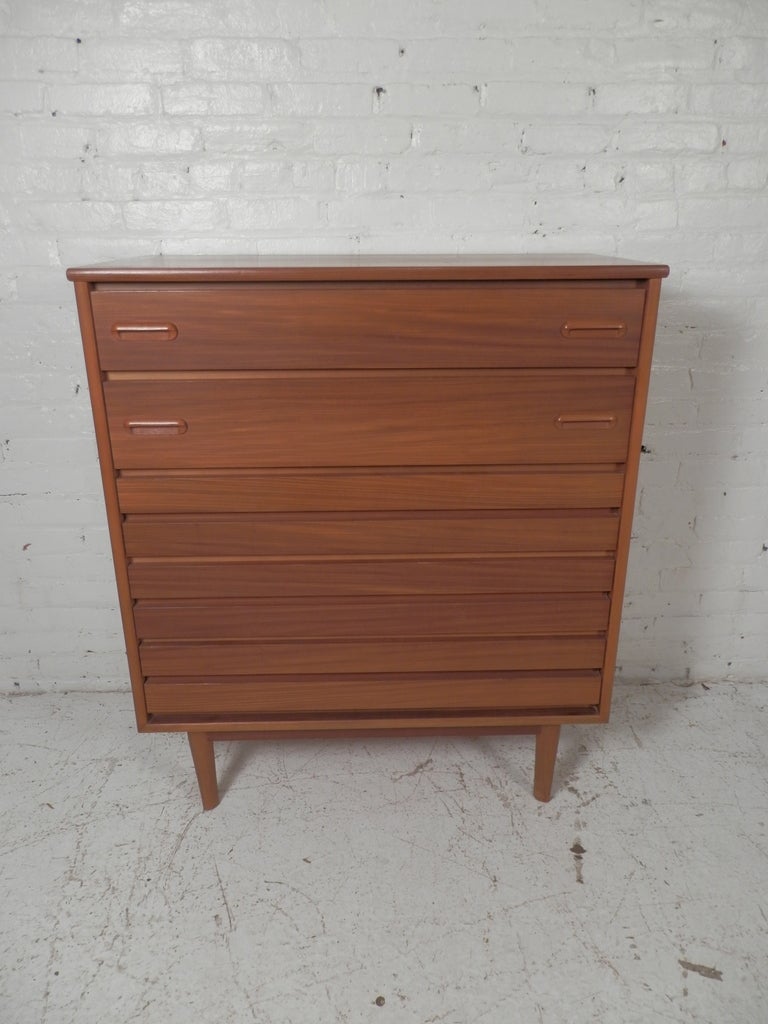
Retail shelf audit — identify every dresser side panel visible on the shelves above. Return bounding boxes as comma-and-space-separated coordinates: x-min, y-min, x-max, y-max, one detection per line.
74, 280, 148, 729
600, 277, 663, 716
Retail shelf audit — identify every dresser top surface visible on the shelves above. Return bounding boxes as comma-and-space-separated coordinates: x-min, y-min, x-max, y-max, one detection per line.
67, 253, 669, 283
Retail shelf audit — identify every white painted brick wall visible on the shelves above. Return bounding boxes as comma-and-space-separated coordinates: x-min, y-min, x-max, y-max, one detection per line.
1, 0, 767, 690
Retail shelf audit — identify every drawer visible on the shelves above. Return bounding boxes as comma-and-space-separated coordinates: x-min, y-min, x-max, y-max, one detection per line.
132, 594, 610, 640
105, 374, 635, 469
144, 671, 603, 715
92, 283, 645, 369
139, 636, 606, 675
127, 555, 615, 598
116, 467, 627, 513
122, 510, 620, 557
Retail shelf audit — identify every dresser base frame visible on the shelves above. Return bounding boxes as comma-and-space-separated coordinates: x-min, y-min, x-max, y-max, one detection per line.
188, 724, 561, 810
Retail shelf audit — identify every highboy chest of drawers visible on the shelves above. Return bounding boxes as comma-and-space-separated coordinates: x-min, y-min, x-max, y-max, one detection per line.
68, 255, 668, 809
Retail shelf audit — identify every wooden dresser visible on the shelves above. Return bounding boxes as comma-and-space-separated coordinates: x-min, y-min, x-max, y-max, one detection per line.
67, 255, 668, 809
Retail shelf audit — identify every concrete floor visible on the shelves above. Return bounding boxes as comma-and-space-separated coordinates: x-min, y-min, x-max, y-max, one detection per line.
1, 681, 765, 1024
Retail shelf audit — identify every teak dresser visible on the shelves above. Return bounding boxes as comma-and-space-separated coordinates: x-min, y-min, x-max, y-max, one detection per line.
68, 255, 668, 809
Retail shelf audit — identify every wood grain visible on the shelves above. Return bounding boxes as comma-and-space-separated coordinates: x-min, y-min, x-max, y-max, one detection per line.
67, 253, 670, 283
132, 593, 610, 640
105, 374, 635, 469
139, 636, 606, 676
145, 671, 602, 715
68, 255, 667, 806
91, 284, 644, 369
122, 510, 620, 557
127, 554, 616, 598
116, 467, 627, 513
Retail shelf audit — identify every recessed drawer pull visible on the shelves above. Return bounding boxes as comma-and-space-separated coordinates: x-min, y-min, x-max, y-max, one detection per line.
556, 413, 617, 429
125, 419, 188, 435
561, 321, 626, 338
112, 323, 179, 341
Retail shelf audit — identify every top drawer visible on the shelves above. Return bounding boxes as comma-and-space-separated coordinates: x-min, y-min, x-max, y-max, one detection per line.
91, 283, 646, 370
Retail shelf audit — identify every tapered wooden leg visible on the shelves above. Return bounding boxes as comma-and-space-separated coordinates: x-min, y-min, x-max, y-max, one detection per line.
188, 732, 220, 810
533, 725, 561, 802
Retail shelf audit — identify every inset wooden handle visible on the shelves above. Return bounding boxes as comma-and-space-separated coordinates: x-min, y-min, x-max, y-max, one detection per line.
125, 419, 188, 435
556, 413, 617, 429
112, 323, 179, 341
560, 321, 626, 338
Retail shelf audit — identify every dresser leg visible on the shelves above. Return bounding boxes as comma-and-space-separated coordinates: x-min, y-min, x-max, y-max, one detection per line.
533, 725, 561, 802
188, 732, 220, 810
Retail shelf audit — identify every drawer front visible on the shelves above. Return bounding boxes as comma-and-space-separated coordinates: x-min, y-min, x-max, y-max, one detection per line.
127, 555, 615, 598
116, 467, 627, 513
105, 375, 635, 469
92, 284, 645, 369
144, 671, 602, 715
139, 636, 606, 675
122, 510, 620, 557
132, 594, 610, 640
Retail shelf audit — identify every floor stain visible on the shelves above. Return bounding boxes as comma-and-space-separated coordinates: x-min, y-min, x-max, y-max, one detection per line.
570, 840, 586, 884
392, 757, 433, 781
679, 959, 723, 982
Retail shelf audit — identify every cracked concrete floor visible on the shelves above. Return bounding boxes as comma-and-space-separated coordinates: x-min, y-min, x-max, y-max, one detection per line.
1, 681, 766, 1024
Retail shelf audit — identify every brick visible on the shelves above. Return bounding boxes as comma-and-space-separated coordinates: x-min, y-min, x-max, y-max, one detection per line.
325, 195, 433, 231
269, 83, 371, 117
0, 36, 78, 77
12, 121, 94, 159
96, 121, 201, 154
202, 120, 313, 154
237, 159, 294, 192
397, 38, 514, 75
689, 84, 768, 115
679, 195, 768, 228
386, 156, 491, 193
116, 0, 267, 35
726, 159, 768, 190
299, 39, 403, 78
593, 83, 688, 115
506, 37, 615, 81
188, 39, 300, 81
81, 161, 138, 197
226, 197, 320, 230
675, 160, 728, 193
528, 0, 642, 32
17, 199, 124, 233
717, 121, 768, 154
334, 158, 389, 195
374, 84, 481, 117
49, 83, 156, 116
0, 161, 82, 196
313, 119, 412, 155
614, 37, 716, 73
123, 199, 221, 231
613, 122, 720, 154
416, 119, 524, 155
640, 0, 757, 33
129, 159, 198, 199
484, 83, 590, 116
715, 37, 768, 81
162, 82, 266, 116
0, 0, 116, 35
187, 162, 236, 193
76, 38, 185, 80
0, 81, 46, 113
522, 123, 614, 155
290, 160, 336, 192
